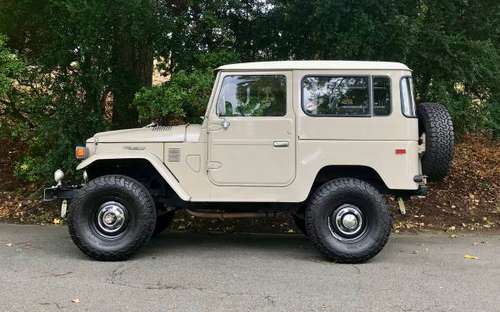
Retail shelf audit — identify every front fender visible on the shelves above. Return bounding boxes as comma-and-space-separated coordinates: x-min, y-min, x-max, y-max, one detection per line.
76, 153, 191, 201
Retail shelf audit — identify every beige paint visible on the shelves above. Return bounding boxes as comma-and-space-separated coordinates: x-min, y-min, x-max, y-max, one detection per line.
207, 71, 295, 186
78, 61, 421, 203
77, 150, 191, 201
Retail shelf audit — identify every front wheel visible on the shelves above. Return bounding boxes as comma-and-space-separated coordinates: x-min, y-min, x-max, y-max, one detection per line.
305, 178, 391, 263
68, 175, 157, 261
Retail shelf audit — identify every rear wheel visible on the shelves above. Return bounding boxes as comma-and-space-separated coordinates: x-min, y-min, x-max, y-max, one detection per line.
68, 175, 156, 261
305, 178, 391, 263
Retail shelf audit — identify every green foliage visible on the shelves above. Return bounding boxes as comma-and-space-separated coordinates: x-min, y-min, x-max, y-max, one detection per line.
487, 99, 500, 138
0, 35, 25, 139
134, 51, 239, 125
0, 29, 109, 181
0, 0, 158, 181
1, 0, 500, 185
0, 35, 23, 98
134, 69, 211, 125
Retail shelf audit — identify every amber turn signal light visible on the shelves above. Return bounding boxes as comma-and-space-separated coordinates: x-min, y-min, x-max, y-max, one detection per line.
75, 146, 87, 159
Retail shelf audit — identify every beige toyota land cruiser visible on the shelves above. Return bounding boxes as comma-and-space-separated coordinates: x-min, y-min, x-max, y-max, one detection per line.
44, 61, 454, 263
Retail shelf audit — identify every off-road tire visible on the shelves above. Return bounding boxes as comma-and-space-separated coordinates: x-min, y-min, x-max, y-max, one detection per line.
68, 175, 156, 261
305, 178, 391, 263
153, 211, 175, 236
417, 102, 454, 181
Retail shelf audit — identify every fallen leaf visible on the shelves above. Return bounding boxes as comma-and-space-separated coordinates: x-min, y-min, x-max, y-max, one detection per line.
450, 234, 457, 238
53, 218, 61, 225
6, 243, 13, 247
72, 298, 80, 304
464, 254, 479, 260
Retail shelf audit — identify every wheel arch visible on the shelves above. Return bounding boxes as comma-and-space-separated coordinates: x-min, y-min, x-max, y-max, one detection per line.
77, 154, 191, 201
311, 165, 389, 195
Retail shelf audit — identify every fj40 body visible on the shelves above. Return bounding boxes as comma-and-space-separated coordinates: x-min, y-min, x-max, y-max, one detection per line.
45, 61, 454, 263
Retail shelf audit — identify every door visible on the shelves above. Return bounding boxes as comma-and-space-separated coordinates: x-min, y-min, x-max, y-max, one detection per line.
207, 72, 295, 186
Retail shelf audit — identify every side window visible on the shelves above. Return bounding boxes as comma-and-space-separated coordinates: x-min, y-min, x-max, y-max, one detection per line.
400, 77, 416, 117
217, 75, 286, 117
373, 77, 391, 116
302, 76, 370, 116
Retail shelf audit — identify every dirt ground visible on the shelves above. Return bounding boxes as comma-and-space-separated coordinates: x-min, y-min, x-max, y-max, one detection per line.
0, 134, 498, 233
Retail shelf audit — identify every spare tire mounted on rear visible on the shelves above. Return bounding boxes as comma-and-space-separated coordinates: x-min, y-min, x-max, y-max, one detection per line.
417, 103, 454, 182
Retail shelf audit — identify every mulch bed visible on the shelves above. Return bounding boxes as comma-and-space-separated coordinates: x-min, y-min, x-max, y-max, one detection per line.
1, 134, 498, 233
393, 133, 499, 232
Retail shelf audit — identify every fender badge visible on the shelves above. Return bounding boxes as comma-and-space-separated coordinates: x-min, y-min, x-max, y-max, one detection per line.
123, 146, 146, 151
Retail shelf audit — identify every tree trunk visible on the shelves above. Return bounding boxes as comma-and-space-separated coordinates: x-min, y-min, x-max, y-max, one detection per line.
110, 2, 154, 129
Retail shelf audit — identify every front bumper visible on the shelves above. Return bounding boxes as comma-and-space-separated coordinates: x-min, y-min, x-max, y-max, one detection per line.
43, 185, 81, 201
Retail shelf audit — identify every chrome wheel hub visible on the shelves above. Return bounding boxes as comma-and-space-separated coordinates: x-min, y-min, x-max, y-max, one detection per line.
96, 201, 127, 236
341, 213, 359, 230
329, 204, 365, 240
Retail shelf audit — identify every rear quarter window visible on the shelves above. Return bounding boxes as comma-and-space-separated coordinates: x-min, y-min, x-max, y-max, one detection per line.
302, 76, 370, 116
373, 77, 391, 116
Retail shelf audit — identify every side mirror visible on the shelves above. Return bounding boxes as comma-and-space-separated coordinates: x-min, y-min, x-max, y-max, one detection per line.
221, 117, 230, 129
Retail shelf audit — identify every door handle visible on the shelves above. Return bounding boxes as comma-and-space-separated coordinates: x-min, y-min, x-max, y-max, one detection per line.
273, 141, 289, 148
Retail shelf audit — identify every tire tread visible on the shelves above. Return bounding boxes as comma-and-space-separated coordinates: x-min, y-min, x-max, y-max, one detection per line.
68, 175, 156, 261
418, 103, 454, 181
305, 178, 391, 263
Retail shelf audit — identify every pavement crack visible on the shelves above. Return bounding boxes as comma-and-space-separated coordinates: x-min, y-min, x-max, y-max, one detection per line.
39, 302, 63, 311
35, 271, 73, 279
350, 264, 361, 274
108, 264, 131, 287
264, 295, 276, 306
144, 281, 205, 291
108, 265, 206, 292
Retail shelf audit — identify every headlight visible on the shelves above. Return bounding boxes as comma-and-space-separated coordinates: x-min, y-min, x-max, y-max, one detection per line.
54, 169, 64, 184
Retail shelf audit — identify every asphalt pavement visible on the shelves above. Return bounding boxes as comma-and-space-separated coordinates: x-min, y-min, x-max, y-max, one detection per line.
0, 223, 499, 311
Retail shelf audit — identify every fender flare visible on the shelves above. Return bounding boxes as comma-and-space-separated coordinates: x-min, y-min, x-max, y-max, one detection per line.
76, 153, 191, 201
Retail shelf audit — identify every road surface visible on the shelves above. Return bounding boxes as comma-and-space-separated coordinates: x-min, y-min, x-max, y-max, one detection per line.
0, 223, 499, 311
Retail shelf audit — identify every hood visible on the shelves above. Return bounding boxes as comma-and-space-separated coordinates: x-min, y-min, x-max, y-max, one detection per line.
88, 124, 201, 143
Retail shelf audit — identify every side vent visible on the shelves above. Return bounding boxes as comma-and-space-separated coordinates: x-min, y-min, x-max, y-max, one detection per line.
168, 148, 181, 162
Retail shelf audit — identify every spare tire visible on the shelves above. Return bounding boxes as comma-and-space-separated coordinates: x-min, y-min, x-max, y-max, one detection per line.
417, 103, 454, 181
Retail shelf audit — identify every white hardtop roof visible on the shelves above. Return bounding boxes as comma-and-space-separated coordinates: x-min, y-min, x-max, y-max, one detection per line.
217, 60, 410, 71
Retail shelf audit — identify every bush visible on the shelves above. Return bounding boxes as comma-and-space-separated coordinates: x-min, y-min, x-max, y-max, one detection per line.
487, 99, 500, 138
0, 34, 108, 182
134, 69, 213, 125
133, 51, 239, 125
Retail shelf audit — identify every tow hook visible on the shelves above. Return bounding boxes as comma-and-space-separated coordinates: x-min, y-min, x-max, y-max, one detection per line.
397, 197, 406, 215
413, 175, 428, 198
61, 200, 68, 218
